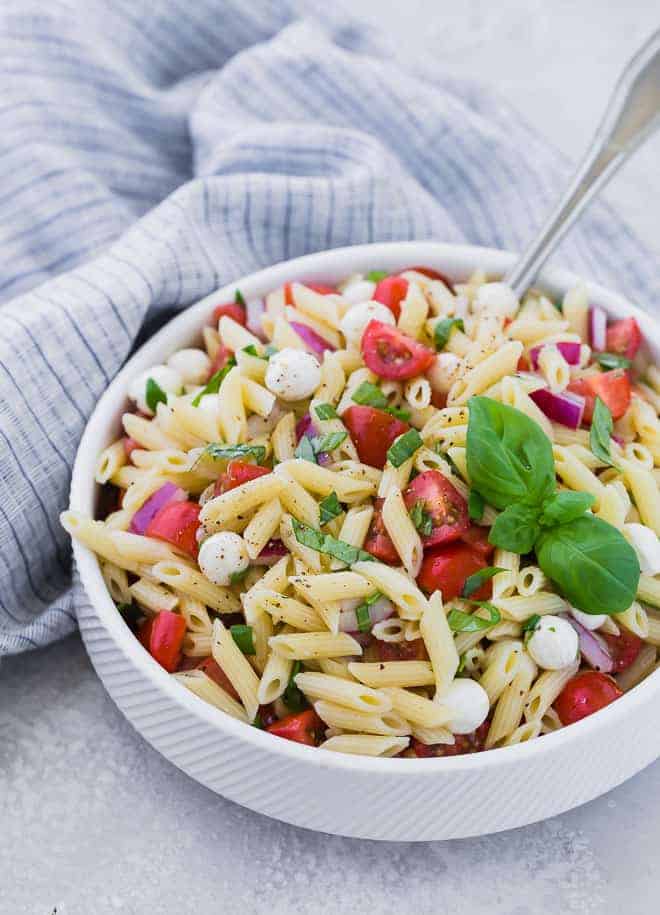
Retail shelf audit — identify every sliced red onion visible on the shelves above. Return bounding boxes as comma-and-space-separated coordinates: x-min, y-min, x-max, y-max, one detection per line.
589, 305, 607, 351
529, 341, 582, 368
130, 483, 186, 534
612, 434, 625, 446
316, 451, 332, 466
245, 298, 266, 340
289, 321, 336, 356
339, 596, 394, 633
565, 616, 614, 673
530, 387, 585, 429
254, 539, 288, 566
295, 413, 316, 443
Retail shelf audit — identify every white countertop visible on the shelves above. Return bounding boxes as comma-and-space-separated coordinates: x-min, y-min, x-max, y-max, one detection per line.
3, 3, 659, 913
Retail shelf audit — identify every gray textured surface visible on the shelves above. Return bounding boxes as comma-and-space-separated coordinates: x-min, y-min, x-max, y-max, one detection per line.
3, 2, 660, 913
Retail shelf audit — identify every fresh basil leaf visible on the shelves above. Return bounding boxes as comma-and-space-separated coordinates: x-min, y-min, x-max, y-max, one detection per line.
315, 403, 338, 420
310, 431, 347, 454
594, 352, 632, 370
283, 660, 306, 711
204, 442, 266, 464
292, 519, 375, 564
590, 396, 620, 471
366, 270, 389, 282
535, 514, 640, 615
468, 489, 485, 521
409, 500, 434, 537
230, 624, 255, 655
386, 404, 411, 421
294, 435, 317, 464
234, 289, 246, 307
387, 429, 423, 468
352, 381, 388, 410
489, 504, 540, 554
355, 603, 371, 632
461, 566, 505, 599
242, 344, 267, 359
319, 491, 342, 525
539, 491, 595, 527
466, 396, 556, 510
522, 614, 541, 640
456, 653, 467, 675
145, 377, 168, 413
447, 603, 501, 633
191, 357, 236, 406
434, 317, 465, 351
230, 568, 249, 586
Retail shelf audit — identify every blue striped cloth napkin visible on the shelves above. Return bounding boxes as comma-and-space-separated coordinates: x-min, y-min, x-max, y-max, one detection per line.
0, 1, 656, 655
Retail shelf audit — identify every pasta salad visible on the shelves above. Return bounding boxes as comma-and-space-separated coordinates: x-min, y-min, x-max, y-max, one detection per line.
62, 266, 660, 758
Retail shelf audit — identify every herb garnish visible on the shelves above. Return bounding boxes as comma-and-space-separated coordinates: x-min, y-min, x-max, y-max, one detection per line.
292, 519, 375, 565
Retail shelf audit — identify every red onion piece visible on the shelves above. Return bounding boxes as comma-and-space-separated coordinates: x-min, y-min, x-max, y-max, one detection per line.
289, 321, 336, 356
529, 341, 582, 368
612, 434, 625, 446
245, 298, 267, 340
589, 305, 607, 351
565, 616, 614, 673
316, 451, 332, 466
254, 539, 288, 566
530, 387, 585, 429
130, 483, 186, 534
295, 413, 316, 442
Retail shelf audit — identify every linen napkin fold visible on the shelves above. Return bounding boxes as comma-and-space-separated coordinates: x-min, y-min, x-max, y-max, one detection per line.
0, 1, 656, 655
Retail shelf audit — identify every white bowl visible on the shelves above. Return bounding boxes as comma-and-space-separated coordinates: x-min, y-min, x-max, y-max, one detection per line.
70, 241, 660, 841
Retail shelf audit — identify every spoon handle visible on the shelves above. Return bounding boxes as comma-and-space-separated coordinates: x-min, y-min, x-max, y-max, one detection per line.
505, 29, 660, 298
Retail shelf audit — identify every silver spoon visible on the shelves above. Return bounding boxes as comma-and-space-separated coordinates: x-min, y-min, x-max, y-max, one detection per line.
505, 28, 660, 298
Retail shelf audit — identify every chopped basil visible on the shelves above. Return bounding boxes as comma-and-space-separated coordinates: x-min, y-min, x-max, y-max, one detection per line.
117, 602, 142, 629
315, 403, 338, 420
292, 519, 375, 565
456, 653, 467, 675
590, 396, 620, 471
230, 624, 255, 655
319, 491, 343, 525
447, 603, 501, 633
234, 289, 246, 307
252, 713, 264, 729
230, 568, 249, 586
283, 660, 306, 711
434, 317, 464, 351
242, 344, 267, 359
366, 270, 389, 282
294, 435, 317, 464
191, 356, 236, 406
468, 489, 485, 521
594, 352, 632, 370
461, 566, 505, 599
522, 613, 541, 635
409, 500, 433, 537
204, 442, 267, 465
145, 377, 168, 413
387, 429, 423, 468
355, 603, 371, 632
351, 381, 411, 421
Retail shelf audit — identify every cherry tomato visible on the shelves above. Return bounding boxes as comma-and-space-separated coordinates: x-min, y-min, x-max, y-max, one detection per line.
554, 671, 622, 725
605, 317, 642, 360
146, 500, 201, 559
266, 709, 324, 746
403, 470, 469, 548
431, 389, 448, 409
417, 542, 490, 600
459, 525, 495, 559
363, 498, 400, 564
343, 404, 410, 469
411, 720, 489, 757
568, 369, 631, 422
601, 628, 643, 672
138, 611, 186, 673
372, 275, 409, 320
207, 343, 234, 377
214, 460, 270, 496
195, 656, 240, 701
361, 321, 435, 381
375, 638, 428, 662
212, 302, 246, 326
284, 281, 336, 305
402, 265, 455, 292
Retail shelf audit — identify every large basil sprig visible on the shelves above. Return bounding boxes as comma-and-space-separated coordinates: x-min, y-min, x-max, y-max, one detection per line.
466, 396, 639, 614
